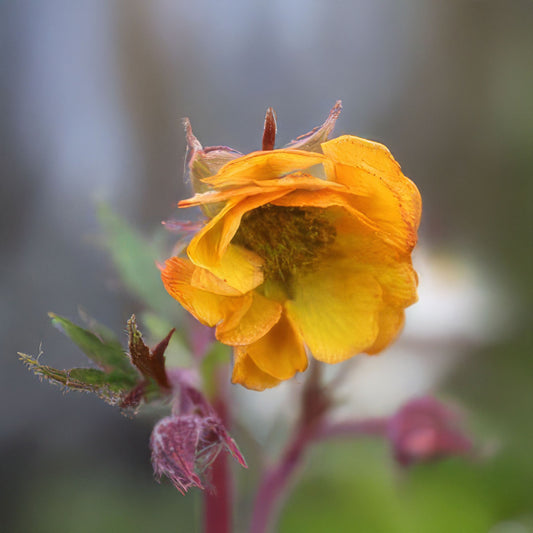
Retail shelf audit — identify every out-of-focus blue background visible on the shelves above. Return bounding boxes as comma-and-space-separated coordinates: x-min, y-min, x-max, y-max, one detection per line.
2, 1, 532, 532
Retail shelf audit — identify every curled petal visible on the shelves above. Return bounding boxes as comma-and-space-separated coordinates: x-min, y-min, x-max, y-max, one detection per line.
243, 311, 308, 380
231, 349, 282, 391
216, 292, 283, 346
186, 192, 290, 292
161, 257, 246, 327
322, 135, 421, 251
180, 172, 347, 208
201, 149, 327, 189
365, 308, 406, 355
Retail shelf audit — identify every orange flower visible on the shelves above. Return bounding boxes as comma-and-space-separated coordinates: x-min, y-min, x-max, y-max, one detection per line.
162, 102, 421, 390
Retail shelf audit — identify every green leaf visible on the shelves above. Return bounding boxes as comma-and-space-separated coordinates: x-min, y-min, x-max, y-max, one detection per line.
97, 203, 179, 316
77, 307, 123, 352
18, 353, 135, 405
49, 312, 136, 378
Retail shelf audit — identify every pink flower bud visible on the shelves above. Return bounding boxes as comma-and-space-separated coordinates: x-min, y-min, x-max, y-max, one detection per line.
150, 374, 246, 494
387, 396, 472, 466
150, 414, 246, 494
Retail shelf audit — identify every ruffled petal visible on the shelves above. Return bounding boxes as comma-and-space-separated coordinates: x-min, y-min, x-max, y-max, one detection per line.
332, 210, 419, 309
186, 191, 289, 293
216, 292, 282, 346
179, 172, 346, 208
244, 311, 308, 380
202, 149, 327, 189
231, 349, 282, 391
285, 266, 383, 364
161, 257, 246, 327
205, 243, 264, 294
321, 135, 421, 221
271, 189, 382, 238
322, 135, 421, 251
190, 263, 243, 296
365, 308, 406, 355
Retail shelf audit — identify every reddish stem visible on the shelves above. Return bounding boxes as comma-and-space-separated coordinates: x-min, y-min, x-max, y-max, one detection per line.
249, 363, 390, 533
249, 428, 313, 533
204, 370, 232, 533
249, 417, 389, 533
249, 363, 326, 533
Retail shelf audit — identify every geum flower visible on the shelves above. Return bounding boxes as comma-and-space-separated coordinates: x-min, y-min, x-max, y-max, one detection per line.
161, 102, 421, 390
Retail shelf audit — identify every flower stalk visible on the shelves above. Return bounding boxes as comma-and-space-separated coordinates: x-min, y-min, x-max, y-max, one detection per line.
249, 363, 330, 533
204, 365, 233, 533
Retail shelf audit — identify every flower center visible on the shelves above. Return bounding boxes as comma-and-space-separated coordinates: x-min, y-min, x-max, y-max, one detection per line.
232, 205, 336, 297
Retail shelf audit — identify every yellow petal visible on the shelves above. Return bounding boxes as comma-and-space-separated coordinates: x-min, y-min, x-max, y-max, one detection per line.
244, 311, 308, 380
186, 191, 288, 292
271, 189, 383, 241
322, 135, 421, 222
332, 211, 419, 308
179, 172, 345, 208
322, 135, 421, 251
216, 292, 282, 346
202, 149, 327, 189
207, 243, 265, 294
161, 257, 246, 326
190, 264, 244, 296
271, 188, 362, 209
231, 349, 282, 391
285, 266, 382, 364
365, 308, 405, 355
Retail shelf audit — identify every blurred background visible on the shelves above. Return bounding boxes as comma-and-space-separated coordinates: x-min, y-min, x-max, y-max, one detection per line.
1, 1, 532, 531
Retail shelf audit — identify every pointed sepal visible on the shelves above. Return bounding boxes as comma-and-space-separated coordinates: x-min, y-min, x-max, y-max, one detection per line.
285, 100, 342, 152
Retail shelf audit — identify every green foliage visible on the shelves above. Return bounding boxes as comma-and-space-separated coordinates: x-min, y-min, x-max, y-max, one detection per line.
19, 353, 136, 405
20, 204, 193, 410
97, 203, 180, 318
49, 313, 136, 377
281, 439, 533, 533
20, 312, 176, 408
77, 307, 124, 352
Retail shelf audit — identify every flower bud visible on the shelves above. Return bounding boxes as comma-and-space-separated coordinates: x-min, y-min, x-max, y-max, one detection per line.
150, 375, 246, 493
387, 397, 472, 466
151, 413, 246, 494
